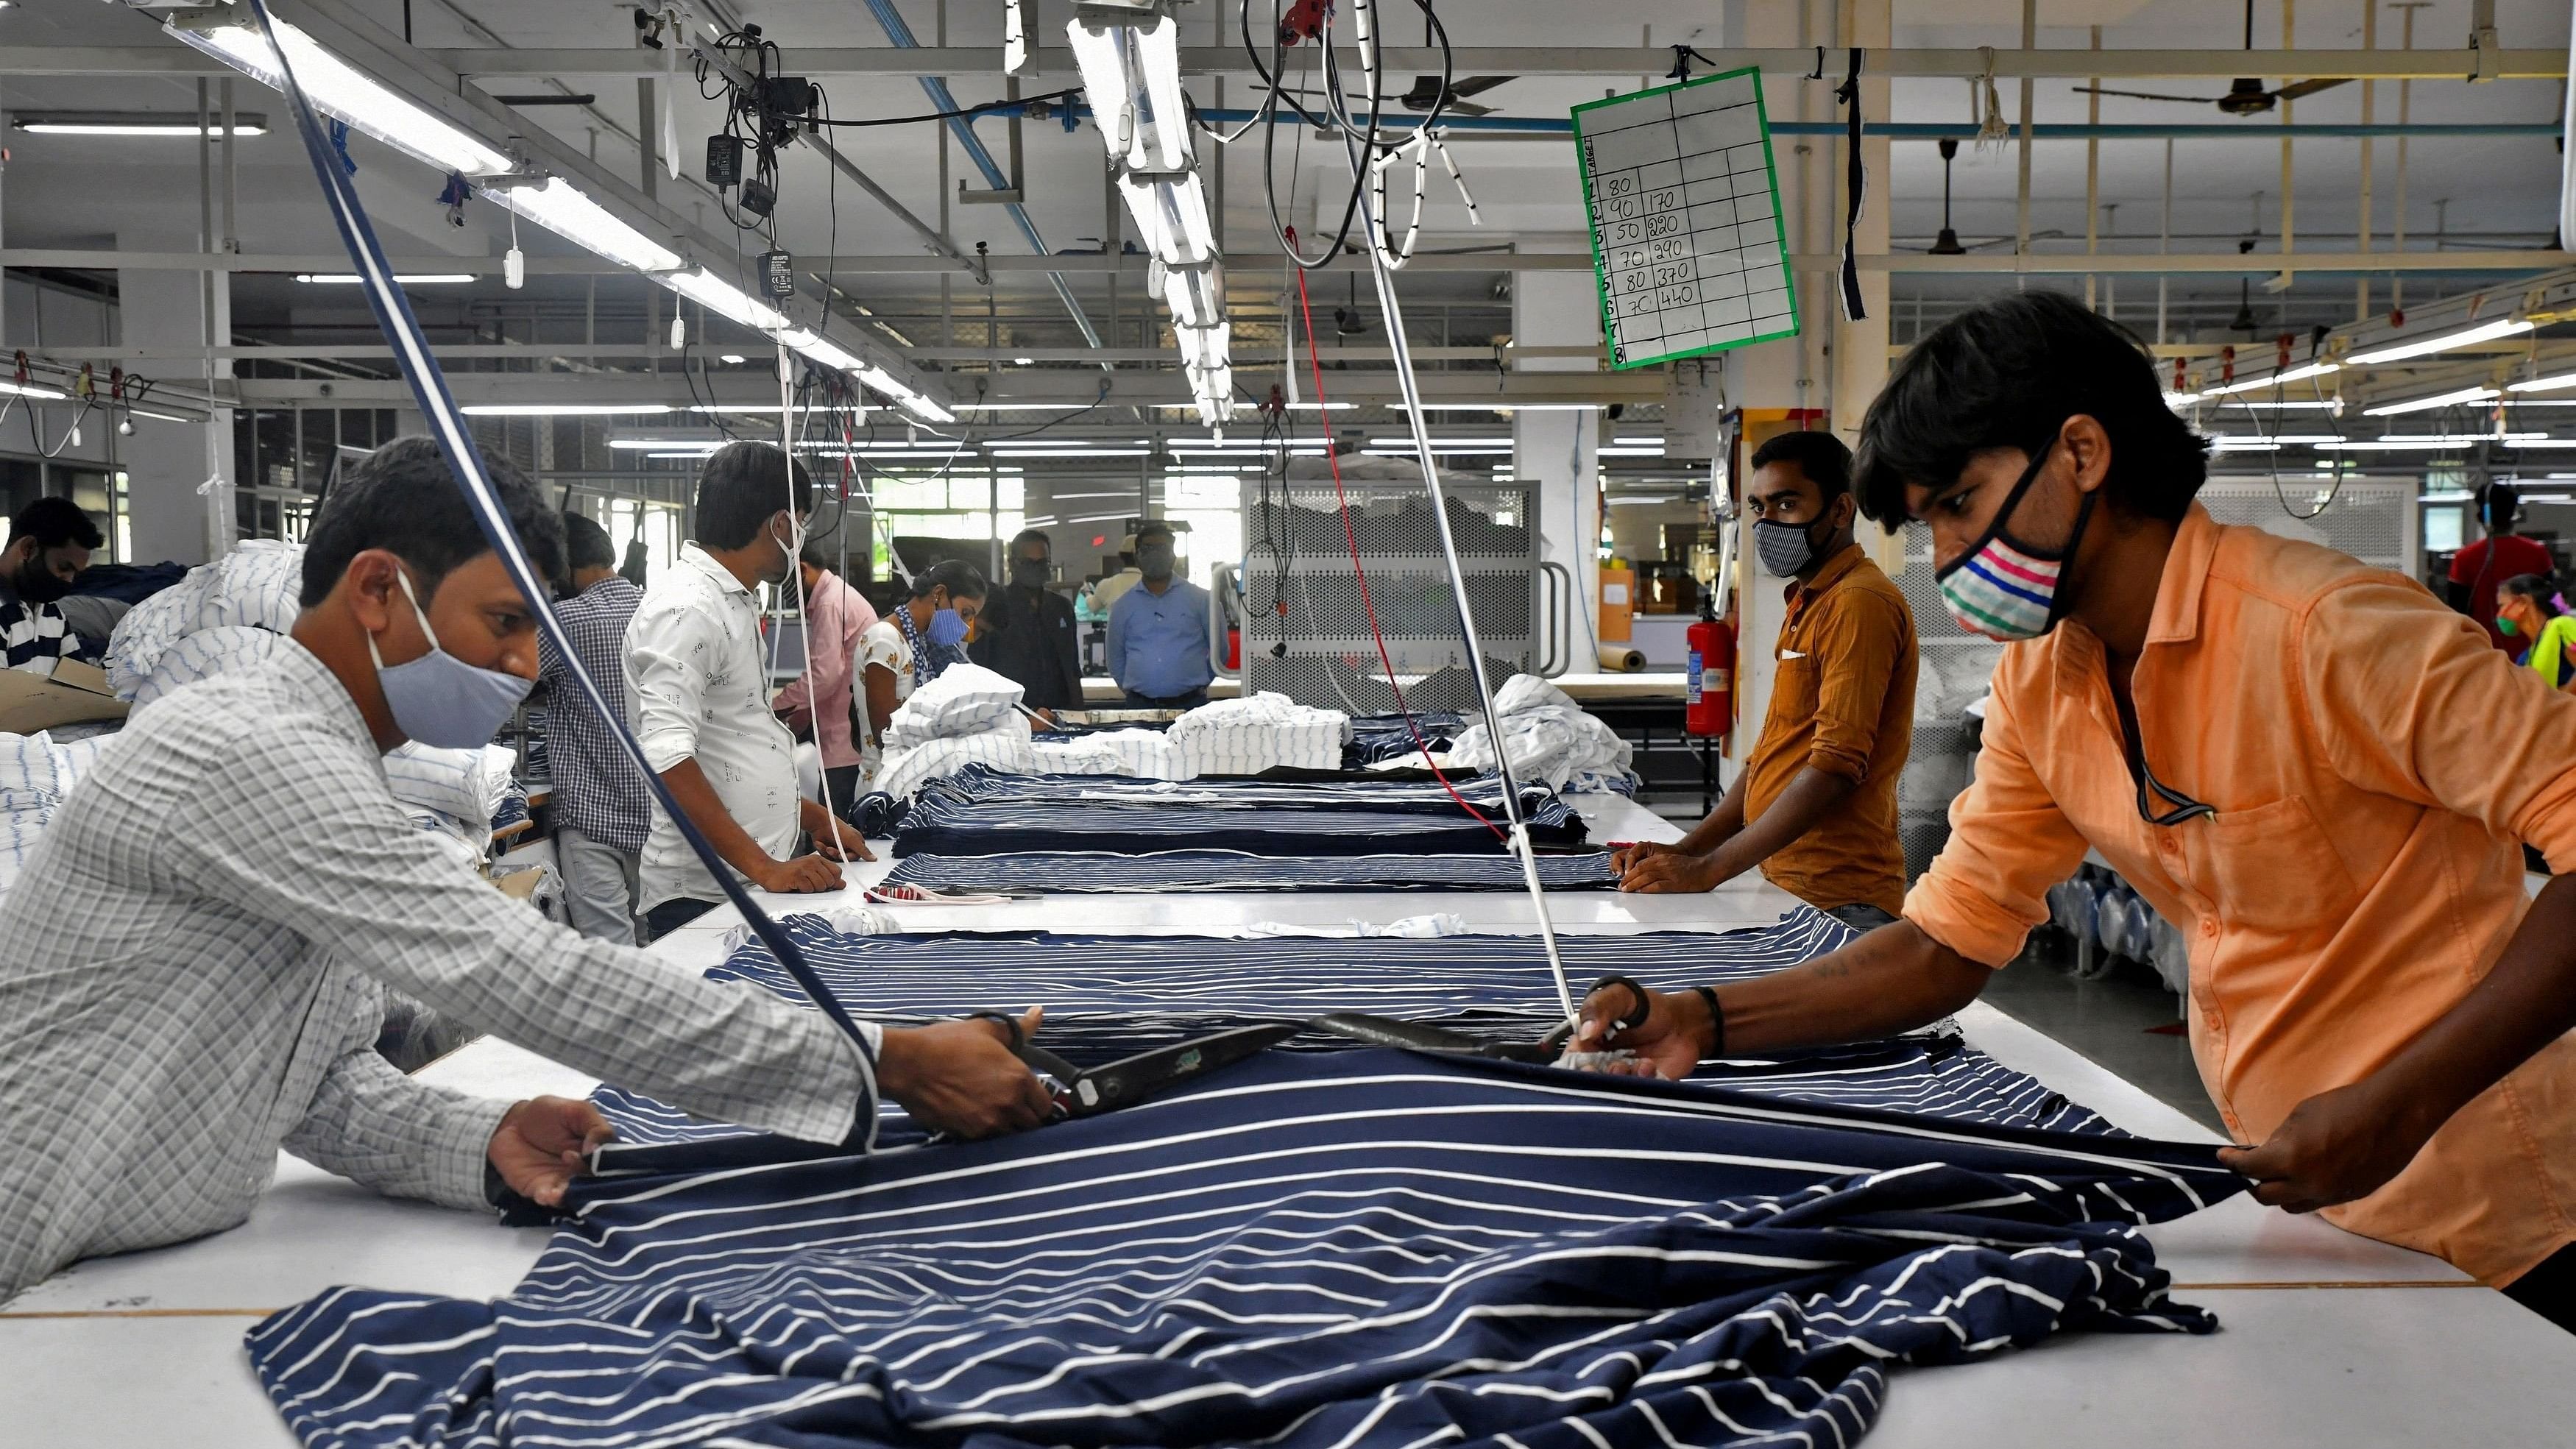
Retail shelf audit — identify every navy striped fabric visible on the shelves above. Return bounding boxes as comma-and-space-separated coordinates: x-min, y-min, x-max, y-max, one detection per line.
612, 909, 2112, 1138
880, 849, 1622, 894
248, 1050, 2240, 1449
894, 766, 1585, 857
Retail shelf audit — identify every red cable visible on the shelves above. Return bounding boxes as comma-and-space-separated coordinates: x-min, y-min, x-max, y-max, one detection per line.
1286, 230, 1502, 839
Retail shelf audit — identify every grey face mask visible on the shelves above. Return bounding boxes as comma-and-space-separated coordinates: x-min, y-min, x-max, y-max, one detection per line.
1138, 545, 1176, 581
1753, 517, 1828, 578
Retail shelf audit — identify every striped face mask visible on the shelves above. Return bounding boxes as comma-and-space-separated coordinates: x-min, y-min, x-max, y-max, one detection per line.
1934, 437, 2096, 642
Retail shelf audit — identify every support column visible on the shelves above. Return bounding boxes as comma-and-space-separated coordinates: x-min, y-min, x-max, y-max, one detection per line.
1830, 0, 1902, 578
1510, 265, 1601, 676
116, 227, 225, 566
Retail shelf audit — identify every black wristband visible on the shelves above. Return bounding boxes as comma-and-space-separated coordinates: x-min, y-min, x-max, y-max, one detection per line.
1691, 986, 1724, 1058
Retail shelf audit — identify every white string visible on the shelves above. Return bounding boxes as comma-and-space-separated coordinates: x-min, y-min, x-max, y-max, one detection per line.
777, 344, 859, 866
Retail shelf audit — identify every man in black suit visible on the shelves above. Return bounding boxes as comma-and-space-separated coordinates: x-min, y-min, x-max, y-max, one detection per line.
970, 528, 1083, 710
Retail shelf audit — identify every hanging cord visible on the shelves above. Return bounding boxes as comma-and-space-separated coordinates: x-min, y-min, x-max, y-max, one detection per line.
1286, 228, 1499, 840
774, 349, 860, 864
1319, 30, 1579, 1024
247, 0, 883, 1068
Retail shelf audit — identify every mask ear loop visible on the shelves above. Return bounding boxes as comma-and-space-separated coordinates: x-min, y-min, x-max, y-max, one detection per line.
364, 566, 439, 673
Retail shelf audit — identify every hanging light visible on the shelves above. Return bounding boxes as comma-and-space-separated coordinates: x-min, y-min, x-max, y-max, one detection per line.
1928, 138, 1966, 255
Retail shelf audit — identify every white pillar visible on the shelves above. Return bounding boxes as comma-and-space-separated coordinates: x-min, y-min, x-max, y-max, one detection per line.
1510, 264, 1602, 674
116, 227, 227, 565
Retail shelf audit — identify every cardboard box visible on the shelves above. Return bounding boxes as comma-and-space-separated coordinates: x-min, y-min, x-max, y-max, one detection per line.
0, 658, 130, 734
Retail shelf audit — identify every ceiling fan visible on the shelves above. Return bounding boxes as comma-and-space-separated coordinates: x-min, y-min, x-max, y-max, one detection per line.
1398, 74, 1514, 117
2071, 0, 2349, 116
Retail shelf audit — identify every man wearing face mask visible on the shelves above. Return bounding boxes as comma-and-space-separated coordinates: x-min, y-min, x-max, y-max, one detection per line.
1105, 520, 1214, 709
0, 438, 1054, 1303
0, 497, 102, 674
1565, 292, 2576, 1327
969, 528, 1083, 712
626, 442, 868, 941
1612, 432, 1916, 928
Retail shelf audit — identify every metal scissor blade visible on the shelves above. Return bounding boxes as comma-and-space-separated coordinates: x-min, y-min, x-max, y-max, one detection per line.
1058, 1023, 1302, 1116
1312, 1012, 1560, 1063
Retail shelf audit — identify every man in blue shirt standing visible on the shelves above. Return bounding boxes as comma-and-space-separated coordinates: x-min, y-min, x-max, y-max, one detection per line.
1105, 520, 1213, 707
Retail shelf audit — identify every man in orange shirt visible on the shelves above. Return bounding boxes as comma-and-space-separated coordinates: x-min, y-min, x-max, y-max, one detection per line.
1614, 431, 1916, 929
1572, 292, 2576, 1326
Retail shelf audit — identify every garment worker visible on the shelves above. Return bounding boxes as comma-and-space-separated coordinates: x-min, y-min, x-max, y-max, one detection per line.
1571, 291, 2576, 1325
1612, 431, 1916, 929
2498, 574, 2576, 691
971, 528, 1083, 712
0, 436, 1052, 1303
1105, 520, 1214, 709
535, 514, 653, 943
625, 442, 868, 942
771, 539, 880, 818
857, 561, 988, 780
0, 496, 101, 673
2449, 482, 2554, 652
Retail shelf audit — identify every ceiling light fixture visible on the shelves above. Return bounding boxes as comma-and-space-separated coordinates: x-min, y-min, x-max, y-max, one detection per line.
294, 272, 474, 284
2363, 386, 2502, 417
0, 379, 71, 400
2343, 316, 2536, 366
459, 403, 676, 417
2507, 371, 2576, 394
12, 111, 271, 137
2199, 361, 2340, 397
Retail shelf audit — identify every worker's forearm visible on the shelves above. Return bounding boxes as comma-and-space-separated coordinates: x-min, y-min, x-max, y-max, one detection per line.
1675, 772, 1750, 854
2363, 873, 2576, 1141
1705, 766, 1856, 880
1713, 920, 1991, 1053
658, 758, 785, 876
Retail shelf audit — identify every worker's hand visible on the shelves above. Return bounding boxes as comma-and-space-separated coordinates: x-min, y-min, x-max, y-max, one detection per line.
810, 830, 874, 864
755, 854, 845, 894
1607, 840, 1678, 874
1619, 849, 1731, 894
1566, 982, 1712, 1080
486, 1095, 615, 1208
2216, 1080, 2435, 1214
877, 1007, 1056, 1140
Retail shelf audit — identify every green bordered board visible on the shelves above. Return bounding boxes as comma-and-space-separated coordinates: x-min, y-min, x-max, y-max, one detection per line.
1571, 67, 1800, 370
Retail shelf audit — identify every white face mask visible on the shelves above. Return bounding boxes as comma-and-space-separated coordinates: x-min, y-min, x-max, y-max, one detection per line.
366, 569, 532, 748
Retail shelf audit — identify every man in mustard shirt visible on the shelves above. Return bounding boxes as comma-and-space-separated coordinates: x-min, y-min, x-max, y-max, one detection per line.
1573, 292, 2576, 1325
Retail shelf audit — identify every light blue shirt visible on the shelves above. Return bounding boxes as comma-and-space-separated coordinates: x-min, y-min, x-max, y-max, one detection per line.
1105, 577, 1214, 699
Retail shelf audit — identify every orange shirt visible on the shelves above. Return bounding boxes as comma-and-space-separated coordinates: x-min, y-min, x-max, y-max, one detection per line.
1745, 542, 1916, 918
1907, 504, 2576, 1285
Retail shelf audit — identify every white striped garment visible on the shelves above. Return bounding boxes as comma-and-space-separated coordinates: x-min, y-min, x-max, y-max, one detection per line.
880, 849, 1622, 894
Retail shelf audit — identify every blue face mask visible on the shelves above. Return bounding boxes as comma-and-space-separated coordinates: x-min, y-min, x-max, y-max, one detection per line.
367, 569, 533, 748
926, 606, 969, 649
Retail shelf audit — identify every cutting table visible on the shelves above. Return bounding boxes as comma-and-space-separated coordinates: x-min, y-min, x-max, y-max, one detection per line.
7, 794, 2570, 1445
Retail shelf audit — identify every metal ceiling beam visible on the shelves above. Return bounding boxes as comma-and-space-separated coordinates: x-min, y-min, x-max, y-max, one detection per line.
13, 248, 2569, 276
8, 43, 2565, 81
223, 372, 1667, 405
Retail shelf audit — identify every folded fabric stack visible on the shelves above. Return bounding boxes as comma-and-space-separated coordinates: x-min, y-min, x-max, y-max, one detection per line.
0, 730, 118, 900
1446, 672, 1638, 793
107, 539, 304, 704
1342, 709, 1468, 766
1166, 691, 1351, 775
382, 742, 526, 867
1027, 726, 1188, 779
876, 662, 1038, 800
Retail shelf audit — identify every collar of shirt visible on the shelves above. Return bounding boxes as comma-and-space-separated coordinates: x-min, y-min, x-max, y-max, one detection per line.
1783, 541, 1866, 628
2042, 503, 2217, 701
272, 633, 384, 769
572, 575, 643, 611
679, 541, 754, 600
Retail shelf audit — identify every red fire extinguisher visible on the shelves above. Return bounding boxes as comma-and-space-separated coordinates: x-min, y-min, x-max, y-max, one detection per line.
1685, 588, 1734, 740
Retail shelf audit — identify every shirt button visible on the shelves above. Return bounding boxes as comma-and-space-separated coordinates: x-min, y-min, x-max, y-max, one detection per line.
2201, 919, 2218, 936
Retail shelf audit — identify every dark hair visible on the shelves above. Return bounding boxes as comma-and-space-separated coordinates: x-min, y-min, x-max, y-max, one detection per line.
10, 496, 103, 552
1747, 431, 1853, 503
563, 513, 618, 575
1133, 520, 1176, 548
299, 436, 563, 609
907, 559, 988, 602
693, 441, 813, 550
798, 539, 840, 573
2482, 482, 2522, 531
1854, 290, 2211, 531
2502, 573, 2566, 614
1009, 528, 1052, 556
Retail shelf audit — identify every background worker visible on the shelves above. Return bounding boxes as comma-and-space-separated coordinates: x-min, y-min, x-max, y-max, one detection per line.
1571, 292, 2576, 1326
857, 561, 988, 782
1105, 520, 1213, 709
772, 539, 880, 818
2449, 482, 2553, 651
1613, 431, 1917, 930
537, 514, 651, 943
2498, 574, 2576, 691
972, 528, 1083, 712
625, 443, 866, 940
0, 497, 101, 673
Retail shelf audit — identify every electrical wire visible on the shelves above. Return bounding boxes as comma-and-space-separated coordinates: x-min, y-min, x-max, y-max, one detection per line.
801, 88, 1082, 127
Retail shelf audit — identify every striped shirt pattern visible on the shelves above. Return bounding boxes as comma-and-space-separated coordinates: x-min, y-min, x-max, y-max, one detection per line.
655, 908, 2110, 1137
894, 766, 1585, 857
0, 593, 82, 674
247, 1049, 2239, 1449
880, 848, 1623, 895
535, 576, 652, 852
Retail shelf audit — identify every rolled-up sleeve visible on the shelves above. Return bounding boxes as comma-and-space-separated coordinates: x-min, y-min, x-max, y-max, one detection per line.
2299, 577, 2576, 871
1805, 589, 1906, 782
623, 602, 709, 775
1903, 675, 2092, 967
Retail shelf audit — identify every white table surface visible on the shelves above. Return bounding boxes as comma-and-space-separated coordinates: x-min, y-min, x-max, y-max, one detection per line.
10, 796, 2568, 1444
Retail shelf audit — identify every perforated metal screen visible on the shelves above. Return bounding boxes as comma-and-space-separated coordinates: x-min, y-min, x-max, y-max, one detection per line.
1239, 481, 1540, 712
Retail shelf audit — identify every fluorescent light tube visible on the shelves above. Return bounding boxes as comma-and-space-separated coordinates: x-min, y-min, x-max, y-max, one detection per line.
609, 438, 723, 450
1127, 13, 1192, 174
14, 113, 270, 137
2362, 386, 2501, 417
1064, 18, 1140, 172
170, 14, 512, 175
661, 268, 790, 330
2344, 316, 2534, 366
1004, 0, 1030, 74
495, 178, 683, 274
1117, 172, 1218, 267
295, 272, 475, 284
2200, 361, 2340, 397
461, 403, 674, 417
1164, 266, 1223, 330
0, 379, 69, 400
2508, 372, 2576, 393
